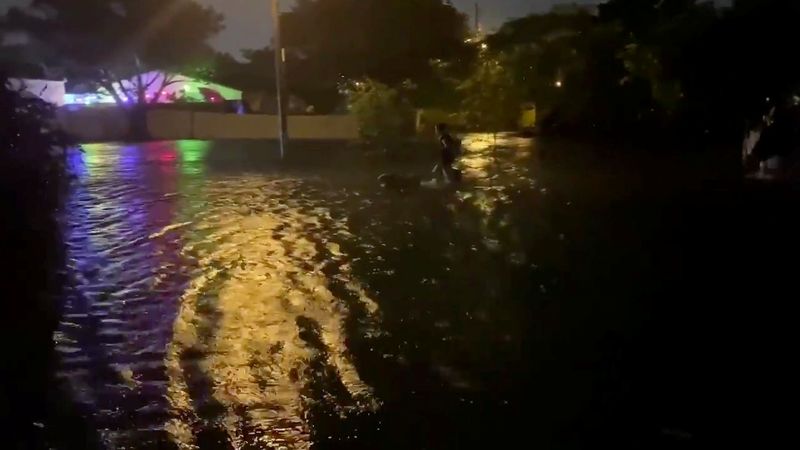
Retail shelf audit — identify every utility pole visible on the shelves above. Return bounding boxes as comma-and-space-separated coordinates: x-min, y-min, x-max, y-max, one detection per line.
271, 0, 288, 158
474, 2, 479, 33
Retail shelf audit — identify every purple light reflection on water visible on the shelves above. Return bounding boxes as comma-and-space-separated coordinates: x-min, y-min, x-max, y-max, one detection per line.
58, 142, 192, 433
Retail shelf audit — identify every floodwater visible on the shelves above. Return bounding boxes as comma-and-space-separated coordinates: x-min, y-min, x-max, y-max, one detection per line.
49, 136, 795, 449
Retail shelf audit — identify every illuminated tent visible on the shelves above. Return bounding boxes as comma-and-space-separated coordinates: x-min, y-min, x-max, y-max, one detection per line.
66, 71, 242, 105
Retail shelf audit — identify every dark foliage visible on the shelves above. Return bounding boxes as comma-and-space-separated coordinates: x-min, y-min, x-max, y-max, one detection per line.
486, 0, 800, 140
279, 0, 470, 111
282, 0, 467, 84
1, 73, 72, 222
1, 73, 79, 447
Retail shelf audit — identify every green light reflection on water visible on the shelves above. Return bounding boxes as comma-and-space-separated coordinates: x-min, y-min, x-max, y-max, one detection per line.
80, 143, 119, 178
176, 140, 210, 175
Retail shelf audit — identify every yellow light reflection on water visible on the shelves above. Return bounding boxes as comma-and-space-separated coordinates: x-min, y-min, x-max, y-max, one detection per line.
164, 178, 380, 449
457, 134, 537, 252
459, 133, 505, 217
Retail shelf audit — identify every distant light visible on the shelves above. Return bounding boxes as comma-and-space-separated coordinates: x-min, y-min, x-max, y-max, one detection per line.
555, 80, 563, 88
481, 43, 488, 50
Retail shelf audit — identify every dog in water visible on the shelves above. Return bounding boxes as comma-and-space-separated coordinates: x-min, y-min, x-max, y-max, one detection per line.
378, 173, 422, 190
378, 170, 462, 190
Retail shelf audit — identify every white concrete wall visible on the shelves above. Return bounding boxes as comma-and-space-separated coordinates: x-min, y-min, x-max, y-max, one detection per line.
57, 107, 130, 142
147, 110, 193, 140
192, 113, 280, 140
58, 108, 359, 142
288, 115, 359, 140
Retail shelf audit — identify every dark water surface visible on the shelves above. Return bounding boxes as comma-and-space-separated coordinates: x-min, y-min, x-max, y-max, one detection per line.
48, 136, 794, 449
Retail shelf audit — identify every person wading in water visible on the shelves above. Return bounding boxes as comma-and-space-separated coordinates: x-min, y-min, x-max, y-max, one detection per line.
433, 123, 462, 183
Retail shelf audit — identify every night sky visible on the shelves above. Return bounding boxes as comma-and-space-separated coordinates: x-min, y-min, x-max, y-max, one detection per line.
1, 0, 598, 56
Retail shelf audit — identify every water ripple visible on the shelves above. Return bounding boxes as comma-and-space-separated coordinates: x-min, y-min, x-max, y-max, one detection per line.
59, 142, 381, 449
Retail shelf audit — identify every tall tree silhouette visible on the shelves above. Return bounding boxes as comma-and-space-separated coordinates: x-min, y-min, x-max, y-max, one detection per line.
280, 0, 470, 109
5, 0, 223, 106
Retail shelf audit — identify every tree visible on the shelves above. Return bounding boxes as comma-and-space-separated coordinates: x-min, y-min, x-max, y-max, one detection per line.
601, 0, 800, 136
211, 48, 280, 92
281, 0, 469, 108
7, 0, 223, 106
5, 0, 223, 139
458, 49, 522, 140
485, 8, 635, 134
473, 0, 800, 140
599, 0, 720, 132
484, 2, 726, 136
346, 79, 415, 144
693, 0, 800, 133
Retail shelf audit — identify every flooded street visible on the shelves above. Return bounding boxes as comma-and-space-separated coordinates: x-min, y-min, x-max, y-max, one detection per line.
51, 137, 795, 449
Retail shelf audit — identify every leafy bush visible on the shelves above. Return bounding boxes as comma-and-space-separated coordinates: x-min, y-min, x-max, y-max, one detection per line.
2, 72, 77, 448
2, 73, 74, 345
346, 79, 415, 143
2, 74, 73, 212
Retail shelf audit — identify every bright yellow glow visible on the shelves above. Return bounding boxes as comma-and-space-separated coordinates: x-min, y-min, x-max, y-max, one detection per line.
555, 80, 563, 88
164, 178, 380, 449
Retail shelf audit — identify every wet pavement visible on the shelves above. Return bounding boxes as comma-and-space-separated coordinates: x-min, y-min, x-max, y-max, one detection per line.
47, 136, 796, 448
